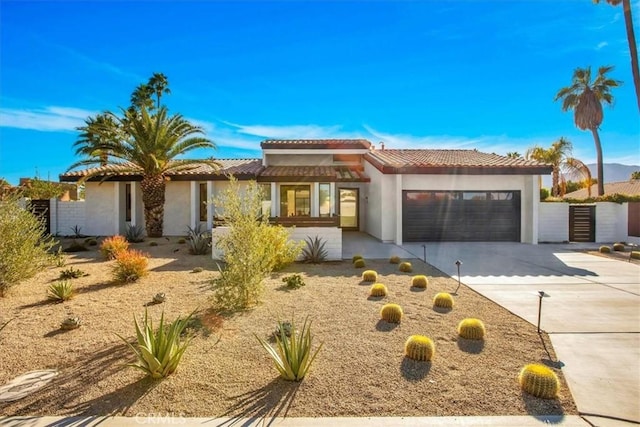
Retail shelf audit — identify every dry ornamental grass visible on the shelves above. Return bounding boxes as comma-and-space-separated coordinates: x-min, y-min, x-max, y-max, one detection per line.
0, 238, 576, 419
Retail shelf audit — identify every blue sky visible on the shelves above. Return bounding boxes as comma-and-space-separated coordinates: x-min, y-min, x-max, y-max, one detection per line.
1, 0, 639, 185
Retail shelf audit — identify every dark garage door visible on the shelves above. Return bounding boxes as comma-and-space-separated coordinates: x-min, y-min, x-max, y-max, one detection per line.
402, 191, 521, 242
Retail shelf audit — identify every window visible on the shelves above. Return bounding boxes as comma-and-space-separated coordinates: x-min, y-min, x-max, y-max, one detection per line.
125, 184, 132, 222
199, 183, 207, 221
260, 184, 272, 216
319, 183, 331, 217
280, 185, 310, 217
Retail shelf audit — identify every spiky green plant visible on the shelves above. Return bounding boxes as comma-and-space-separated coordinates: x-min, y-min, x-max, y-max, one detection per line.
59, 266, 86, 279
613, 242, 625, 252
457, 318, 486, 340
361, 270, 378, 282
118, 310, 195, 380
301, 235, 328, 263
125, 224, 146, 243
47, 280, 75, 302
411, 275, 428, 289
404, 335, 435, 361
399, 262, 413, 273
282, 274, 305, 289
369, 283, 387, 297
255, 317, 323, 382
380, 303, 403, 323
354, 258, 366, 268
389, 255, 401, 264
599, 245, 611, 253
518, 364, 559, 399
433, 292, 454, 309
352, 254, 363, 263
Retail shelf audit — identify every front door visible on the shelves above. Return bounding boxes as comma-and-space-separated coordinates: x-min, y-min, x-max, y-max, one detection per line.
339, 188, 358, 230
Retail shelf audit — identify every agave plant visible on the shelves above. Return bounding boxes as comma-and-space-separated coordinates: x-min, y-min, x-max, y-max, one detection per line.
186, 224, 211, 255
118, 310, 194, 379
125, 224, 146, 243
301, 235, 328, 263
255, 317, 323, 381
47, 280, 75, 302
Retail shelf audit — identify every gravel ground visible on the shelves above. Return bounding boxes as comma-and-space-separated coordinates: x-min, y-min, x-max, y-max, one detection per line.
0, 237, 576, 419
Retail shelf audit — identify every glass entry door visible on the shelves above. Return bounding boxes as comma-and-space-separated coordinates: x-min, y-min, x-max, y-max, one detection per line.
339, 188, 358, 229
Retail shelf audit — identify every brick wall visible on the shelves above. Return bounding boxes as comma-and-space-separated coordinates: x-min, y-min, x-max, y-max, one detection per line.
49, 199, 86, 236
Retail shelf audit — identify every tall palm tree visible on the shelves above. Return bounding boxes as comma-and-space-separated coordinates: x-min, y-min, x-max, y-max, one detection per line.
148, 72, 171, 109
70, 106, 217, 237
526, 137, 592, 197
130, 84, 154, 111
76, 113, 120, 166
554, 66, 621, 196
594, 0, 639, 112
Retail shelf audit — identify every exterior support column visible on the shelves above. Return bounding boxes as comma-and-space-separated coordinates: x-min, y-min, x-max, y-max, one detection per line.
531, 175, 540, 244
329, 182, 336, 216
394, 175, 403, 245
312, 182, 320, 217
207, 181, 214, 230
130, 181, 137, 227
190, 181, 198, 230
270, 183, 277, 217
114, 182, 121, 236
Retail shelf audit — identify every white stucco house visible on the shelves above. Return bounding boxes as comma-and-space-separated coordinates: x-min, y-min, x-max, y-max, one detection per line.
60, 139, 552, 254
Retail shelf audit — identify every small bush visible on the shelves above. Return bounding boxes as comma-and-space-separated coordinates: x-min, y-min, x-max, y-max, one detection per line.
540, 188, 550, 201
301, 235, 328, 263
47, 280, 74, 302
149, 241, 158, 247
369, 283, 387, 297
352, 254, 363, 263
125, 224, 146, 243
100, 235, 129, 260
599, 245, 611, 253
186, 224, 211, 255
354, 258, 366, 268
255, 317, 323, 382
59, 267, 86, 279
457, 318, 485, 340
283, 274, 306, 289
411, 275, 428, 289
53, 246, 66, 267
518, 364, 559, 399
434, 292, 454, 309
613, 242, 625, 252
178, 238, 186, 244
631, 251, 640, 260
192, 267, 204, 273
361, 270, 378, 282
399, 262, 413, 273
262, 225, 302, 271
404, 335, 435, 361
380, 303, 403, 323
118, 309, 195, 379
389, 255, 401, 264
112, 249, 149, 283
86, 238, 98, 246
64, 240, 88, 252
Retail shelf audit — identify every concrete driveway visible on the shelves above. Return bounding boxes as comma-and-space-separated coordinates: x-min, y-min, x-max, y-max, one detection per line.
399, 242, 640, 427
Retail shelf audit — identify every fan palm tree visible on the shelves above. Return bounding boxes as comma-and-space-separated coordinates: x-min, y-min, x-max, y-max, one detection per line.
526, 137, 592, 197
148, 72, 171, 110
554, 66, 621, 196
76, 113, 120, 166
70, 106, 217, 237
594, 0, 639, 112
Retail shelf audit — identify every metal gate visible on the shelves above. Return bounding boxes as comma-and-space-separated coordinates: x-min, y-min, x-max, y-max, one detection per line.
29, 199, 51, 235
569, 205, 595, 242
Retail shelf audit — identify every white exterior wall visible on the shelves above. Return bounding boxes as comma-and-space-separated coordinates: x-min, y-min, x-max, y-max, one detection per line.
212, 226, 342, 261
50, 199, 86, 236
84, 182, 117, 236
363, 162, 396, 242
163, 181, 191, 236
595, 202, 628, 243
538, 203, 569, 242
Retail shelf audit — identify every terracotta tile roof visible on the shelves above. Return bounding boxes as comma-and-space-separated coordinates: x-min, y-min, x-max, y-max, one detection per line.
258, 166, 369, 182
365, 149, 552, 175
260, 139, 372, 150
564, 180, 640, 198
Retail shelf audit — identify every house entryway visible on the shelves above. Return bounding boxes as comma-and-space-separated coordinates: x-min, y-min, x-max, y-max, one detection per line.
339, 188, 358, 230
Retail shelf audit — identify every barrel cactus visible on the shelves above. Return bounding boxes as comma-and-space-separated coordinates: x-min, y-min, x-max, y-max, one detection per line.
613, 243, 625, 251
389, 255, 401, 264
411, 275, 428, 289
380, 303, 403, 323
369, 283, 388, 297
60, 317, 81, 330
153, 293, 166, 303
362, 270, 378, 282
404, 335, 435, 361
354, 258, 366, 268
433, 292, 454, 309
352, 254, 363, 263
457, 318, 485, 340
398, 262, 413, 273
518, 364, 559, 399
631, 251, 640, 260
599, 245, 611, 253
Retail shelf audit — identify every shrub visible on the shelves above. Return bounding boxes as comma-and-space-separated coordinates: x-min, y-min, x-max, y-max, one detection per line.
53, 246, 66, 267
380, 303, 403, 323
112, 249, 149, 283
192, 267, 204, 273
457, 318, 485, 340
434, 292, 454, 309
404, 335, 435, 361
86, 238, 98, 246
613, 242, 625, 252
353, 258, 366, 268
118, 310, 195, 379
47, 280, 74, 302
352, 254, 363, 263
149, 241, 158, 247
631, 251, 640, 260
0, 196, 56, 296
389, 255, 401, 264
177, 238, 186, 244
186, 224, 211, 255
301, 235, 328, 263
255, 317, 323, 382
599, 245, 611, 253
361, 270, 378, 282
540, 188, 550, 201
283, 274, 305, 289
399, 262, 413, 273
125, 224, 146, 243
518, 364, 559, 399
59, 267, 86, 279
411, 275, 428, 288
264, 225, 302, 271
369, 283, 387, 297
64, 240, 88, 252
100, 235, 129, 260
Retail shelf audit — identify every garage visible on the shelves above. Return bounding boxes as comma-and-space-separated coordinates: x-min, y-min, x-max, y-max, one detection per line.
402, 190, 521, 242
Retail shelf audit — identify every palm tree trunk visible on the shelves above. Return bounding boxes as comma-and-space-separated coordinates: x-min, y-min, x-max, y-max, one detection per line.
590, 128, 606, 196
140, 175, 166, 237
552, 167, 560, 197
623, 0, 640, 112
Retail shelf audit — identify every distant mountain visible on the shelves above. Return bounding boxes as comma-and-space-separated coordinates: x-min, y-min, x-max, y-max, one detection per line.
541, 163, 640, 187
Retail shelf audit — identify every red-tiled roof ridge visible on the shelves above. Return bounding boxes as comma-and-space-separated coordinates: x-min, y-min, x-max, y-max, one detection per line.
564, 180, 640, 198
261, 139, 372, 149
